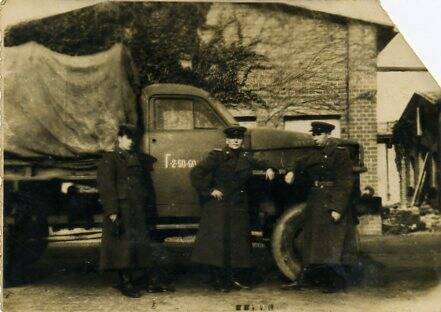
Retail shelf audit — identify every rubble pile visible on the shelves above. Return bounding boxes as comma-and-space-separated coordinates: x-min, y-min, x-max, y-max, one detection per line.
382, 204, 441, 234
419, 205, 441, 231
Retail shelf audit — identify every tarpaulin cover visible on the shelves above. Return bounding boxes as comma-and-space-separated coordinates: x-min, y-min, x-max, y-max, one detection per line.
4, 42, 138, 158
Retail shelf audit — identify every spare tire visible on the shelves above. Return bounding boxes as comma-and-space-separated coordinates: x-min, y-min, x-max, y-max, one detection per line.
271, 202, 306, 280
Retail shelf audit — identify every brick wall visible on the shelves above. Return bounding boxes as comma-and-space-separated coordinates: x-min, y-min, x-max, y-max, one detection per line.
203, 3, 378, 190
347, 21, 378, 190
203, 3, 348, 128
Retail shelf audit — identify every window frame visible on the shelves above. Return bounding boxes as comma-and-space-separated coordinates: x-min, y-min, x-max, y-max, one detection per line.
150, 95, 227, 131
193, 98, 225, 130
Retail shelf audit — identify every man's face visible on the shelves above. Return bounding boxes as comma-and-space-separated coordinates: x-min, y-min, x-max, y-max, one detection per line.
226, 137, 243, 150
312, 132, 329, 147
117, 134, 134, 151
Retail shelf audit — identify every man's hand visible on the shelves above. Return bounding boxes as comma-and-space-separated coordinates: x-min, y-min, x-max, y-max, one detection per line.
265, 168, 275, 181
331, 211, 341, 222
284, 171, 295, 184
211, 189, 224, 200
109, 214, 118, 222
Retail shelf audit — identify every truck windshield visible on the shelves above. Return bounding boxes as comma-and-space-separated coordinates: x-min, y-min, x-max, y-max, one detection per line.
209, 97, 239, 126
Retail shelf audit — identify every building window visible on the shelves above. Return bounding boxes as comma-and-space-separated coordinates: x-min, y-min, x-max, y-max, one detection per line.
283, 115, 341, 137
235, 116, 257, 128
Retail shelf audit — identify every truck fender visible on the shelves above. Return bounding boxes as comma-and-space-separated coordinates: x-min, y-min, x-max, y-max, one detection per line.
271, 202, 306, 281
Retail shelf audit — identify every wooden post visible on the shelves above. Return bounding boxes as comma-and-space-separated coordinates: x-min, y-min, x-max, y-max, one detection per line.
385, 144, 391, 201
408, 158, 414, 190
400, 156, 408, 209
411, 152, 429, 207
416, 106, 422, 136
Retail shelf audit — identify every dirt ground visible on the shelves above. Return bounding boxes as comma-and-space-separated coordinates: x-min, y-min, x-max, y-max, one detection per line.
3, 234, 441, 312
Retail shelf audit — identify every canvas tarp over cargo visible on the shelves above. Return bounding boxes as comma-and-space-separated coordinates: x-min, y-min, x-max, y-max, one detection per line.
4, 42, 138, 158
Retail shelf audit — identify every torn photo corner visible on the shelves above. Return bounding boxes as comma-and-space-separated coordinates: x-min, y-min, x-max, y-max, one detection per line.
1, 1, 441, 311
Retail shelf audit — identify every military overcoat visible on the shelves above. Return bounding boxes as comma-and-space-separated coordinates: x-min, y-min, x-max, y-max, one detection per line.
97, 148, 157, 271
295, 141, 358, 266
190, 147, 268, 268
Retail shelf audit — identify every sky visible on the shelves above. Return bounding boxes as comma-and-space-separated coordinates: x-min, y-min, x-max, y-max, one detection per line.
0, 0, 104, 28
381, 0, 441, 87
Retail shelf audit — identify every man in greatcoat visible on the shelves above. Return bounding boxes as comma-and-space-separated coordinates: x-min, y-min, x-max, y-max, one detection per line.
97, 124, 173, 298
190, 126, 275, 292
282, 121, 358, 293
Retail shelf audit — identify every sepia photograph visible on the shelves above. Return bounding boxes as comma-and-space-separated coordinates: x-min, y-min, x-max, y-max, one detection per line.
1, 0, 441, 311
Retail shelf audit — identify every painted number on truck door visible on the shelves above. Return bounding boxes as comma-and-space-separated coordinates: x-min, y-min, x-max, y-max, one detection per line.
164, 154, 197, 169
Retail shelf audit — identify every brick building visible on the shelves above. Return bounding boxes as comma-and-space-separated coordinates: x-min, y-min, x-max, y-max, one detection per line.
4, 1, 395, 191
202, 2, 395, 190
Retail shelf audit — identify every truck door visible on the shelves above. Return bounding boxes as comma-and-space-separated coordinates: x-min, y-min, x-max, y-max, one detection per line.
148, 96, 226, 217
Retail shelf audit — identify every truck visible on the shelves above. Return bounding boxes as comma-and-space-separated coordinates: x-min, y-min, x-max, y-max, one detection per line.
3, 42, 373, 282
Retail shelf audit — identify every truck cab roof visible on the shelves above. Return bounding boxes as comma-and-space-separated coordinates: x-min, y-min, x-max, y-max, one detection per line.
143, 84, 239, 126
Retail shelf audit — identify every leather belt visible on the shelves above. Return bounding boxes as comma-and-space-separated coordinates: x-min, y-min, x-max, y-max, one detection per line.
313, 181, 335, 187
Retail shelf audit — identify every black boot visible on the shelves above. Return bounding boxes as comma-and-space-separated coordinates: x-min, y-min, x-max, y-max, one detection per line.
231, 269, 251, 290
145, 269, 175, 293
210, 267, 231, 293
322, 266, 347, 293
322, 279, 346, 293
280, 269, 306, 290
119, 270, 141, 298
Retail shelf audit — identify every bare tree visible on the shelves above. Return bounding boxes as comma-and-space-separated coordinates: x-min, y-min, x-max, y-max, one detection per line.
196, 9, 347, 128
258, 42, 346, 127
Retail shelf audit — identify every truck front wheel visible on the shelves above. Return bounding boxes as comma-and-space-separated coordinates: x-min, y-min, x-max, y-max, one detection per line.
271, 202, 306, 281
